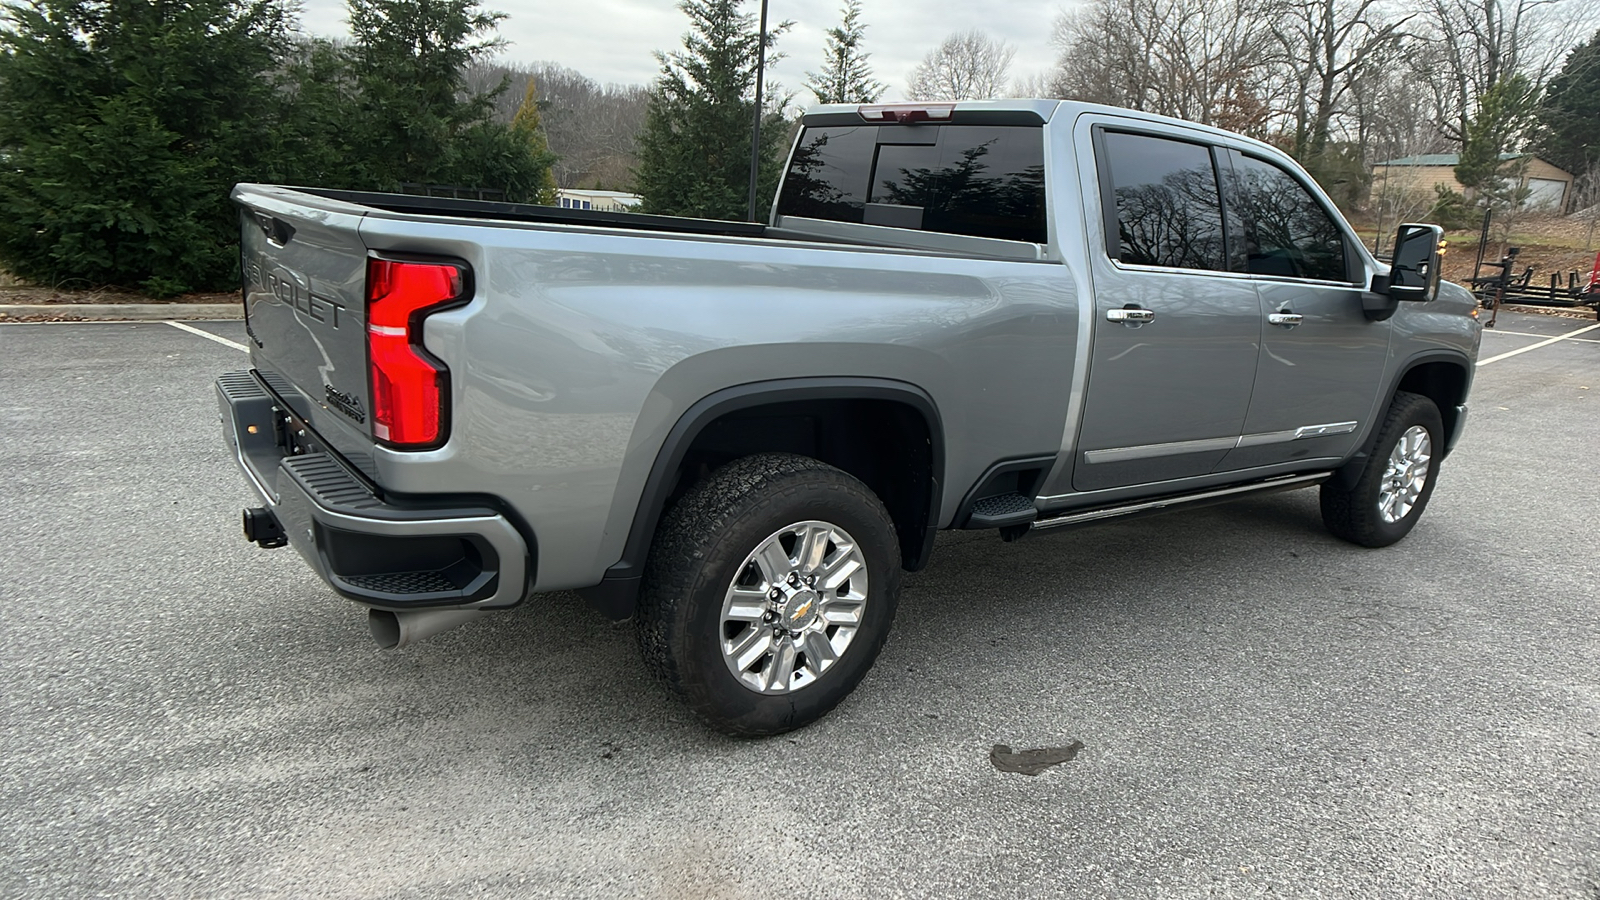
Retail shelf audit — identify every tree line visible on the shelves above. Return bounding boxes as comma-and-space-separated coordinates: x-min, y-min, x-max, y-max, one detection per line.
0, 0, 559, 294
0, 0, 1595, 295
910, 0, 1598, 233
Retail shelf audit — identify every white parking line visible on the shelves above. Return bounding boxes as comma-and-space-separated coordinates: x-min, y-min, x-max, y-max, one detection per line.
166, 320, 248, 353
1476, 322, 1600, 366
1483, 328, 1600, 345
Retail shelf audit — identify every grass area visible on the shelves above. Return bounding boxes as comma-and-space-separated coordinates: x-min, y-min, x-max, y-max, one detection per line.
0, 267, 236, 304
1356, 213, 1599, 287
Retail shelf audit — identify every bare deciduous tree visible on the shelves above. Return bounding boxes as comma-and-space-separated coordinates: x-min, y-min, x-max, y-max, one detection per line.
1010, 70, 1056, 99
1049, 0, 1277, 135
1270, 0, 1411, 161
905, 30, 1015, 101
1573, 157, 1600, 247
464, 60, 651, 189
1420, 0, 1578, 144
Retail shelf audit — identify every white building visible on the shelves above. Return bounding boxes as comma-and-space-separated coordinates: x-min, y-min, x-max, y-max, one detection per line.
556, 189, 643, 213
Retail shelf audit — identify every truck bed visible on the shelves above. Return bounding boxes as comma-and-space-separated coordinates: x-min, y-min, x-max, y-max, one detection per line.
300, 187, 769, 239
286, 187, 1046, 262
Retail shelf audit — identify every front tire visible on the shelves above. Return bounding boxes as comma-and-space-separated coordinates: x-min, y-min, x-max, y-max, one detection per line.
1320, 390, 1443, 548
635, 453, 901, 737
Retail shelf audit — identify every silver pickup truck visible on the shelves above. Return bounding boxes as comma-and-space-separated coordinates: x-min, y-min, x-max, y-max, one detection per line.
219, 99, 1481, 735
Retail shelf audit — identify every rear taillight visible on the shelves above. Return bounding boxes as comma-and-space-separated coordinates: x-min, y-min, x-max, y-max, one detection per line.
366, 257, 466, 448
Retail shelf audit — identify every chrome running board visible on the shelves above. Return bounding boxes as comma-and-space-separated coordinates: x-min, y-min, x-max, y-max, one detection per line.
1030, 472, 1334, 532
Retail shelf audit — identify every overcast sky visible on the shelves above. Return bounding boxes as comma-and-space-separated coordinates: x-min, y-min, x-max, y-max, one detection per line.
295, 0, 1066, 103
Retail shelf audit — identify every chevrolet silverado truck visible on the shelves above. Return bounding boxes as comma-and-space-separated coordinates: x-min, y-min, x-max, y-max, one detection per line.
219, 100, 1481, 736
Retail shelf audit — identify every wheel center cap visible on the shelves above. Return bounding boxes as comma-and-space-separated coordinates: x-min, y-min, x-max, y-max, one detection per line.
781, 589, 820, 629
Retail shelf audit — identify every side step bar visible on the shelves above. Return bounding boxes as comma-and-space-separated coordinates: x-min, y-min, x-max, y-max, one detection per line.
1023, 472, 1333, 535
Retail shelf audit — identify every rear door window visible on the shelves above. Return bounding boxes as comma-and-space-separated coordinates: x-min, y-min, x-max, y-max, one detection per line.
1098, 131, 1227, 272
777, 124, 1047, 244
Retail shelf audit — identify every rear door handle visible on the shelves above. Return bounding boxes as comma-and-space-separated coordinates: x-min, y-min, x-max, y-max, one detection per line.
1268, 312, 1303, 328
1107, 308, 1155, 324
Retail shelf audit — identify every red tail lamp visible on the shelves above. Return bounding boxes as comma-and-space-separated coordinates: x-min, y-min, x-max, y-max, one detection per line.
366, 257, 467, 448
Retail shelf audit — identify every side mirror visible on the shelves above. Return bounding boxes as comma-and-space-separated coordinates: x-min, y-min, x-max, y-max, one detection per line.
1386, 223, 1444, 302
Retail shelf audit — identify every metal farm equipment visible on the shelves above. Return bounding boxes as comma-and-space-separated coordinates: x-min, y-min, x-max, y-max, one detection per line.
1467, 211, 1600, 326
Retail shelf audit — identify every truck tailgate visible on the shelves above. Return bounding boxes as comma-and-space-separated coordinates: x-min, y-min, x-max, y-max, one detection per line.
234, 185, 375, 469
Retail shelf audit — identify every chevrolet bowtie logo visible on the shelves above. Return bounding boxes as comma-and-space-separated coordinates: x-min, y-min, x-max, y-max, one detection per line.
790, 599, 814, 621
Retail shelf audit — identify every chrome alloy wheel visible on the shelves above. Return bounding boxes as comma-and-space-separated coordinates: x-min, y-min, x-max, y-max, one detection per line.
719, 520, 869, 695
1378, 425, 1432, 524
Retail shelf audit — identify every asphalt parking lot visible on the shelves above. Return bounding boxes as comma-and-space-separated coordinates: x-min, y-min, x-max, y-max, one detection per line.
2, 311, 1597, 899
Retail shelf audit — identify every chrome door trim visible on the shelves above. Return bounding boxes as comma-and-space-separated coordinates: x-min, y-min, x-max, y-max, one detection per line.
1083, 435, 1237, 464
1293, 421, 1357, 439
1234, 428, 1299, 449
1086, 421, 1358, 462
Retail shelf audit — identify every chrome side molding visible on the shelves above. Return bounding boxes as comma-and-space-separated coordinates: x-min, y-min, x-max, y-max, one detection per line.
1085, 422, 1359, 463
1293, 421, 1357, 439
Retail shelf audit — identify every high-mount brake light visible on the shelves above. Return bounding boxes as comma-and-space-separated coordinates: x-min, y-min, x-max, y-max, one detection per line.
365, 257, 466, 448
857, 104, 956, 124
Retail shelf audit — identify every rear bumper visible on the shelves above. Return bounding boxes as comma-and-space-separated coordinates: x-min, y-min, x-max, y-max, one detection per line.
216, 371, 530, 611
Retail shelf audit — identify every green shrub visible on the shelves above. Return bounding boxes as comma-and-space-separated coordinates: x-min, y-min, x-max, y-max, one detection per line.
0, 0, 293, 295
1427, 185, 1478, 231
0, 0, 558, 295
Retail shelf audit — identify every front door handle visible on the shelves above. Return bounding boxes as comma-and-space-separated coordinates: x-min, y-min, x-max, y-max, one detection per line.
1107, 307, 1156, 325
1268, 312, 1303, 328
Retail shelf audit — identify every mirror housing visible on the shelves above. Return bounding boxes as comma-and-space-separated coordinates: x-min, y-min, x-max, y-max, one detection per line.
1382, 223, 1444, 302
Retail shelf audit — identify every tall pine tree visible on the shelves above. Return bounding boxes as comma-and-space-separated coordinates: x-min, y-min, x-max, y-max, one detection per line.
510, 78, 560, 205
342, 0, 550, 198
1454, 74, 1540, 211
634, 0, 791, 220
1538, 31, 1600, 180
805, 0, 883, 105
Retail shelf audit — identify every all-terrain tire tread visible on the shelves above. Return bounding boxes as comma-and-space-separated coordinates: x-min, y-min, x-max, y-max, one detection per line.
634, 452, 899, 737
1320, 390, 1442, 548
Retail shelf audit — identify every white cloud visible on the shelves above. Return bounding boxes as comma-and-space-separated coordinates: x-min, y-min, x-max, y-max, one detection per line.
294, 0, 1062, 104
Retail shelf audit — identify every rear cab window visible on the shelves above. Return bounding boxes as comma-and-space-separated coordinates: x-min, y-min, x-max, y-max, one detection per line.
777, 124, 1048, 244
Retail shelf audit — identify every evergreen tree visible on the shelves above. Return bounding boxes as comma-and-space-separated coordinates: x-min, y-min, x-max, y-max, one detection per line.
634, 0, 792, 220
510, 78, 560, 204
343, 0, 518, 192
1537, 31, 1600, 179
805, 0, 883, 105
0, 0, 293, 294
1454, 74, 1540, 211
275, 38, 364, 189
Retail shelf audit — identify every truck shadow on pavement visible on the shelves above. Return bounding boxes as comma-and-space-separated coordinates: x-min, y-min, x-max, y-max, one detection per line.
316, 485, 1358, 754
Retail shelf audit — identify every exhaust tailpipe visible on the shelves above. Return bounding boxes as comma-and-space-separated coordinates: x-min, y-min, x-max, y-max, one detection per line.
369, 608, 487, 650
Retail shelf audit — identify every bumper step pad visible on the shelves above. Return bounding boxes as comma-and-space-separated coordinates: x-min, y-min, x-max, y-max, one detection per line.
966, 492, 1039, 528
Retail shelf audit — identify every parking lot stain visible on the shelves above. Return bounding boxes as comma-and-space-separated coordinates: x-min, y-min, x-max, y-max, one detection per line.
989, 741, 1085, 776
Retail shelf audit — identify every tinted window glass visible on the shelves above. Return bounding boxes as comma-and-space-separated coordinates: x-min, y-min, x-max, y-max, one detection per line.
1101, 132, 1226, 271
776, 125, 877, 223
1229, 154, 1348, 281
777, 124, 1047, 244
872, 126, 1047, 243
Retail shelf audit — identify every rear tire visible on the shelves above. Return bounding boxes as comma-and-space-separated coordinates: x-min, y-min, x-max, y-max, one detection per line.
635, 453, 901, 737
1320, 390, 1443, 548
